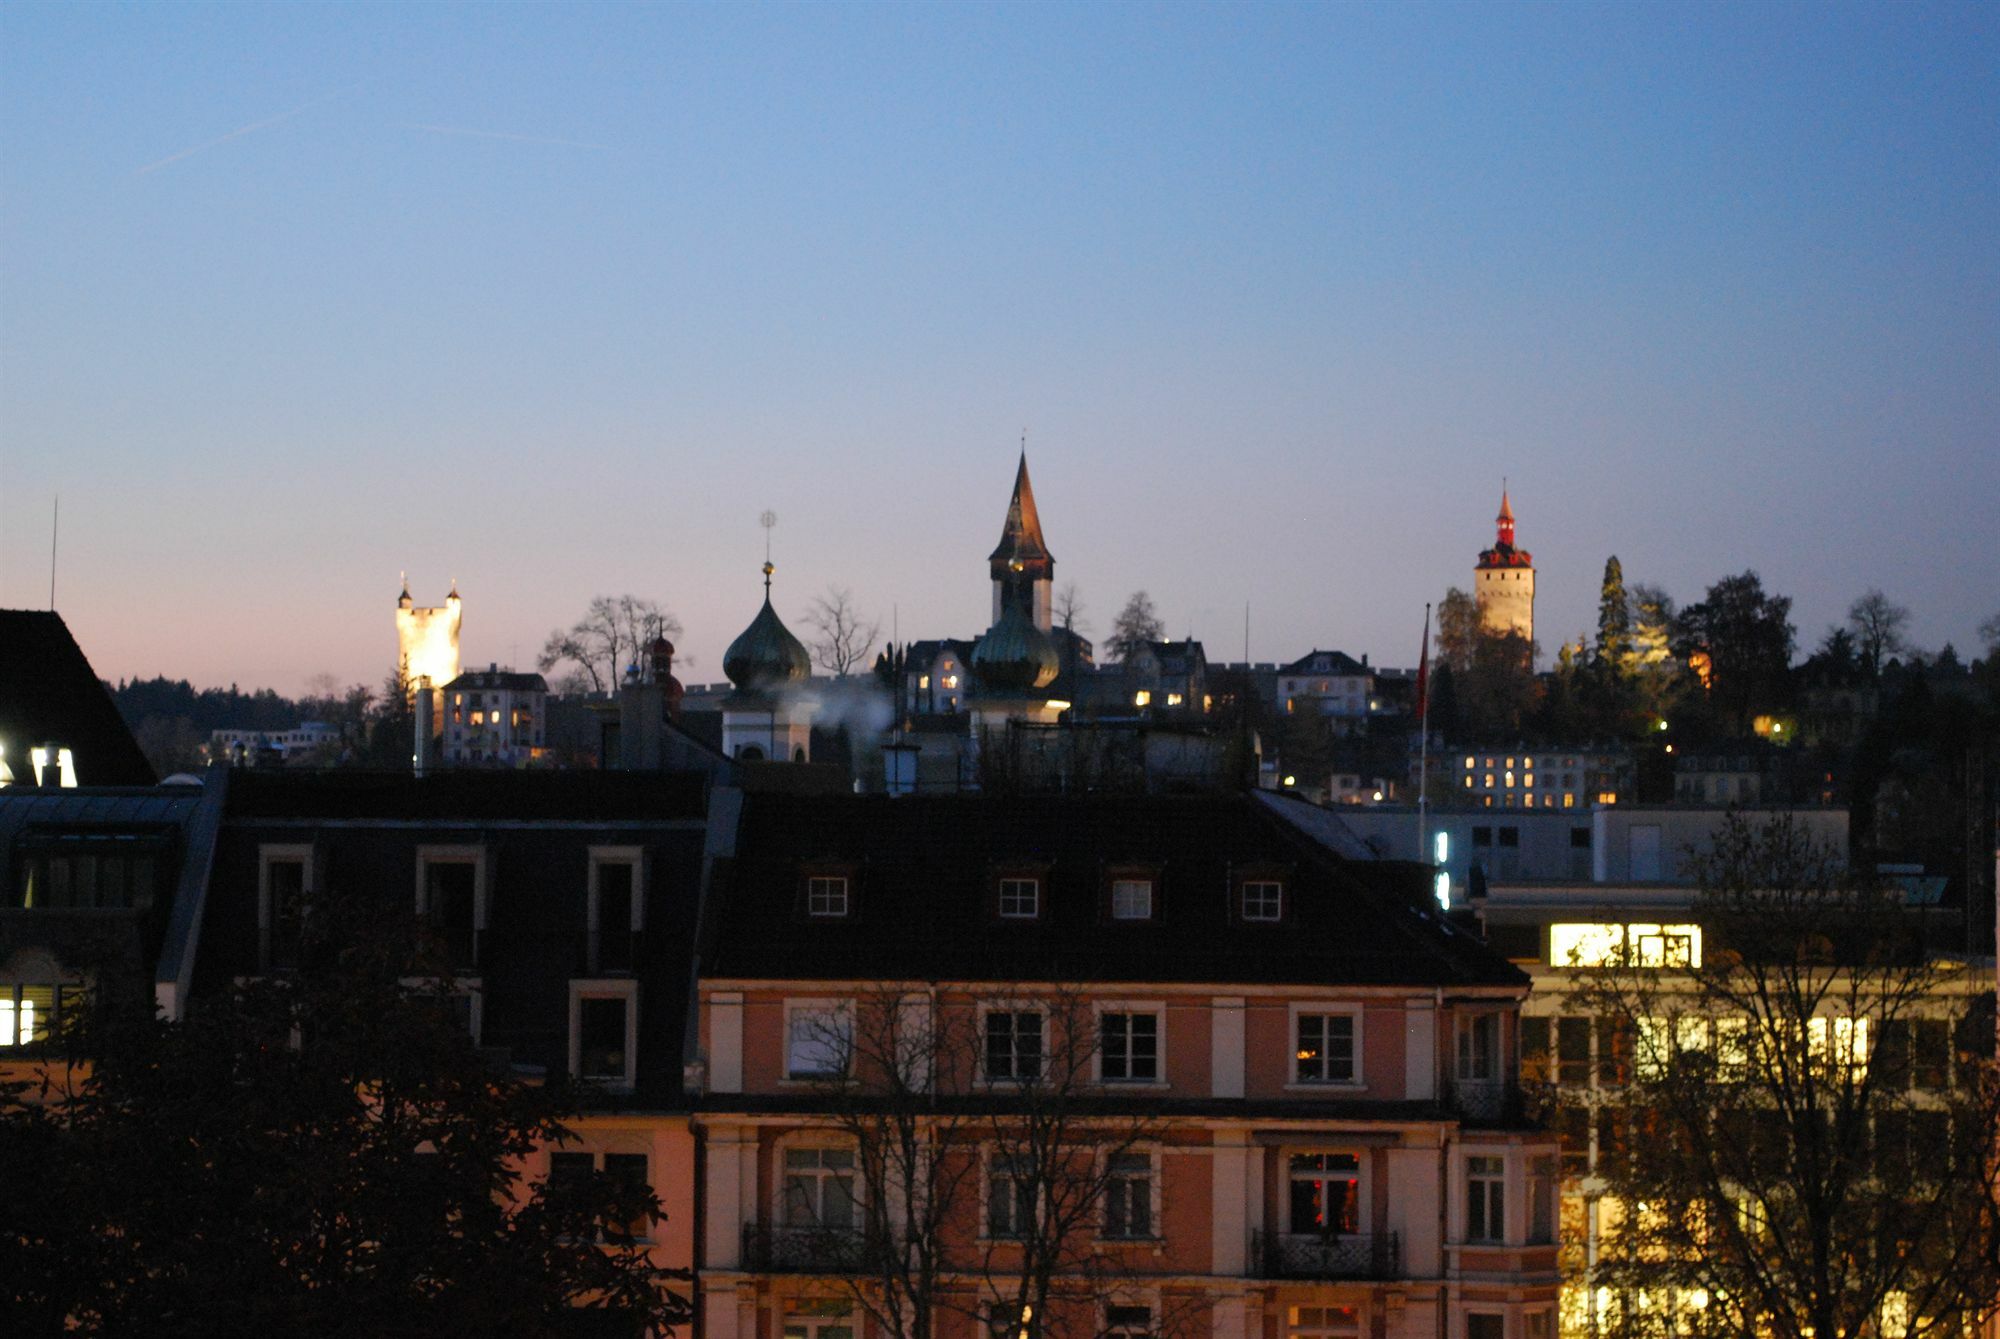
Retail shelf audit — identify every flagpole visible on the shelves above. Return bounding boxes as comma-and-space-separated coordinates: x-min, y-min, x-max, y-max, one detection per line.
1417, 603, 1432, 874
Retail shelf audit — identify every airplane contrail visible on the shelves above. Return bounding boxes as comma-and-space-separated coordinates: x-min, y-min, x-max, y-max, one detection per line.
136, 85, 361, 175
403, 123, 611, 151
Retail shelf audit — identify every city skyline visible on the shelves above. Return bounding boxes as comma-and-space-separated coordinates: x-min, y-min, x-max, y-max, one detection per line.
4, 3, 1994, 694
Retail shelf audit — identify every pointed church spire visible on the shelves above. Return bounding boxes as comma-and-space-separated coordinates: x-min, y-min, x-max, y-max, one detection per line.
990, 451, 1052, 565
1496, 485, 1516, 549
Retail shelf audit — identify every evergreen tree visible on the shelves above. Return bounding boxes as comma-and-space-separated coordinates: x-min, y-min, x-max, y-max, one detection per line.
1597, 556, 1632, 667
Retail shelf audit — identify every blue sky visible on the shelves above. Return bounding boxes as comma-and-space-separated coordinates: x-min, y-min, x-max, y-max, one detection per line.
3, 2, 1994, 691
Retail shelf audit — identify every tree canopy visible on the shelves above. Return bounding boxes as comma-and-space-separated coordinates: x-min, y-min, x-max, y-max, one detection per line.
0, 903, 690, 1337
1557, 815, 1998, 1339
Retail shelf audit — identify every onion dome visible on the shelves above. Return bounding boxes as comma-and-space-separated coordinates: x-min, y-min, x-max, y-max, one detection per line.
972, 598, 1060, 695
723, 564, 811, 691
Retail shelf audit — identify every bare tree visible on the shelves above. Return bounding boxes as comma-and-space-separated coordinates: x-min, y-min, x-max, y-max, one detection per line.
1107, 592, 1164, 664
805, 586, 882, 677
1554, 815, 1999, 1339
1847, 589, 1912, 678
538, 596, 682, 694
1053, 583, 1088, 635
795, 984, 1183, 1339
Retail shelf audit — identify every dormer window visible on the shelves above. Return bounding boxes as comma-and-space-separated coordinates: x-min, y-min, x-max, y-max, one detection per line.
1103, 865, 1161, 923
807, 876, 849, 918
998, 877, 1040, 919
1240, 879, 1284, 922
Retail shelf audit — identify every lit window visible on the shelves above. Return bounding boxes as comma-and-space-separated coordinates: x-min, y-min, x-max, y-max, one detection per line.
1241, 880, 1284, 921
1483, 773, 1495, 788
1563, 793, 1575, 809
1503, 771, 1515, 788
807, 875, 849, 917
998, 877, 1040, 919
918, 674, 930, 689
943, 675, 959, 689
1134, 690, 1152, 707
0, 983, 63, 1047
1100, 1011, 1160, 1082
1164, 692, 1183, 707
1548, 923, 1702, 968
1295, 1011, 1356, 1083
1464, 757, 1475, 769
984, 1010, 1044, 1081
787, 1004, 852, 1078
1524, 772, 1535, 788
1287, 1153, 1359, 1232
1103, 1156, 1153, 1239
1466, 1155, 1505, 1242
1110, 878, 1153, 920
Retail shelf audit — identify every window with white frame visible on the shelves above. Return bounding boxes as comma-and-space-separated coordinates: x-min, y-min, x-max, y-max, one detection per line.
1110, 878, 1153, 921
782, 1146, 858, 1228
588, 848, 643, 974
416, 847, 485, 971
998, 877, 1040, 919
1287, 1152, 1360, 1234
987, 1152, 1036, 1238
1099, 1010, 1160, 1083
984, 1009, 1043, 1081
1456, 1011, 1502, 1082
1295, 1009, 1357, 1084
547, 1149, 653, 1242
806, 875, 849, 918
783, 1301, 855, 1339
1104, 1304, 1153, 1339
569, 979, 638, 1089
258, 845, 313, 972
1288, 1306, 1361, 1339
1466, 1155, 1505, 1243
787, 1003, 852, 1079
1102, 1151, 1153, 1239
1240, 879, 1284, 921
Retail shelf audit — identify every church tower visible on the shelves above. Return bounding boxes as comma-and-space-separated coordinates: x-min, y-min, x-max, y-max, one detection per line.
720, 561, 815, 763
1473, 489, 1535, 654
989, 453, 1054, 633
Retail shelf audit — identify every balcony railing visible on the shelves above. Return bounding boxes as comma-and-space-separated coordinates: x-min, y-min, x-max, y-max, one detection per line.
1251, 1229, 1399, 1280
741, 1222, 883, 1274
1446, 1077, 1525, 1124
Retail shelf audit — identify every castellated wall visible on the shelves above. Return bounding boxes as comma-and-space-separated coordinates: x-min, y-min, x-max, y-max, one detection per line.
397, 598, 462, 694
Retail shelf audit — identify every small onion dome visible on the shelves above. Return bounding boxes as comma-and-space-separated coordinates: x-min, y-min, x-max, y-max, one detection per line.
972, 600, 1060, 694
723, 574, 811, 691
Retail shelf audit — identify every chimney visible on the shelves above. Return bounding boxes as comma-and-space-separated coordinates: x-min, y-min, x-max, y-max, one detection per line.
413, 676, 434, 777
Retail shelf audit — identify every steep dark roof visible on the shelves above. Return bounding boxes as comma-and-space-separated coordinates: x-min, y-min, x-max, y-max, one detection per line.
988, 453, 1052, 566
441, 668, 548, 693
1278, 649, 1369, 678
706, 792, 1524, 988
224, 768, 710, 821
0, 610, 154, 786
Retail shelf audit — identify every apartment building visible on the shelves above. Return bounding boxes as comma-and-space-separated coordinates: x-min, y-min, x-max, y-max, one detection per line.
691, 791, 1562, 1339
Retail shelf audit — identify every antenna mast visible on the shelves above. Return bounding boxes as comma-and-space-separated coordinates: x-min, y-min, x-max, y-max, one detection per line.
49, 496, 59, 610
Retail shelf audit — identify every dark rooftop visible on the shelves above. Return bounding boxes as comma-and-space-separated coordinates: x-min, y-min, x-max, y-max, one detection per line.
0, 610, 155, 786
706, 791, 1525, 989
224, 768, 710, 822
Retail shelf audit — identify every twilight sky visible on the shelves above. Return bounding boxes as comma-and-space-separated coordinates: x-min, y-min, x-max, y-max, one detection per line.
3, 2, 1995, 695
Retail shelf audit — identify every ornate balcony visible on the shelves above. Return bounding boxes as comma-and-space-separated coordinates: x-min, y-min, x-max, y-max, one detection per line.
1251, 1229, 1400, 1280
741, 1222, 882, 1274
